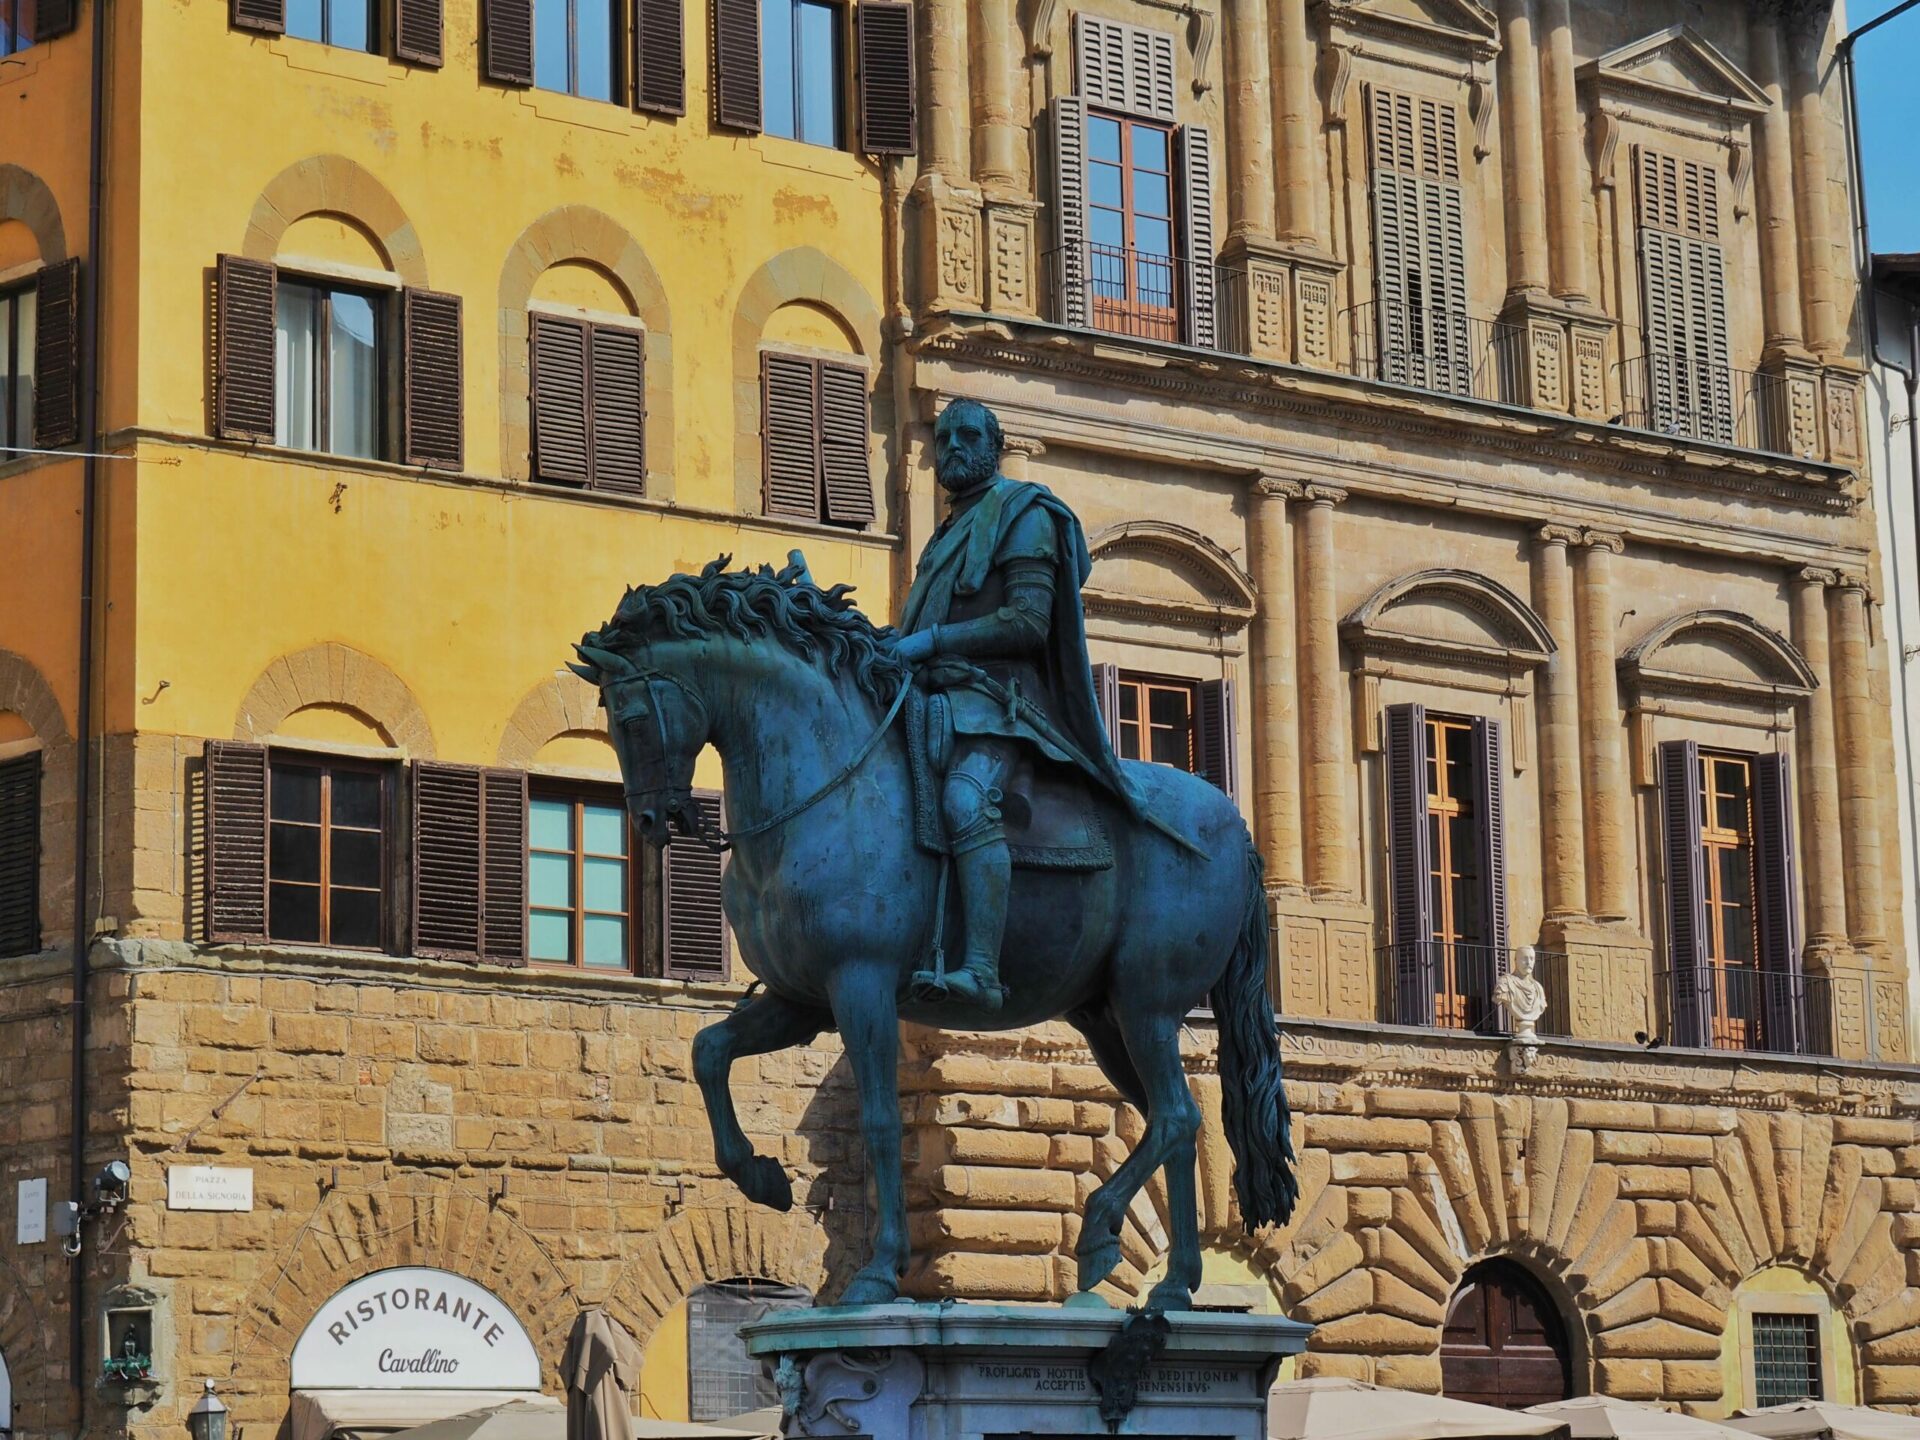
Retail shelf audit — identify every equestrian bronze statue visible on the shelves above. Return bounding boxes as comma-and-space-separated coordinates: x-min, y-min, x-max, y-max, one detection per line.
570, 399, 1296, 1312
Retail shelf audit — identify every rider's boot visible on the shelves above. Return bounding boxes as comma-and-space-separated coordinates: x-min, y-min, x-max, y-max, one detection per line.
940, 836, 1010, 1010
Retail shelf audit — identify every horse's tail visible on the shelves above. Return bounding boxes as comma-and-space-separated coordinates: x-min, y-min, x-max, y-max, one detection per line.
1208, 843, 1298, 1231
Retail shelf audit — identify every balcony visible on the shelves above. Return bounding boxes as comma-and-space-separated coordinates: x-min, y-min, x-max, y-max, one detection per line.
1615, 349, 1803, 456
1376, 943, 1571, 1037
1347, 301, 1530, 407
1042, 243, 1219, 348
1652, 964, 1842, 1057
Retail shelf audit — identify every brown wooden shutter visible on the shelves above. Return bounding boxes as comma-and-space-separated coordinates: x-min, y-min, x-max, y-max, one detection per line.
206, 740, 269, 943
413, 762, 484, 959
762, 352, 821, 519
482, 768, 529, 963
1195, 677, 1236, 799
231, 0, 285, 33
32, 0, 80, 40
1752, 752, 1804, 1052
818, 360, 874, 526
1470, 716, 1508, 957
483, 0, 535, 84
855, 1, 916, 154
395, 0, 444, 65
1384, 702, 1434, 1026
634, 0, 686, 114
403, 287, 464, 470
531, 313, 591, 485
1091, 663, 1123, 753
0, 752, 41, 958
1657, 738, 1712, 1047
1052, 96, 1090, 328
1176, 124, 1216, 349
663, 790, 729, 980
711, 0, 761, 132
589, 324, 647, 495
215, 255, 277, 443
31, 258, 80, 450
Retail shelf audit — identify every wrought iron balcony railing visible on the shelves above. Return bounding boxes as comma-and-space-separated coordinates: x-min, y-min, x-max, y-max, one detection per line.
1375, 942, 1571, 1037
1653, 964, 1837, 1056
1346, 301, 1531, 406
1613, 349, 1802, 455
1042, 243, 1229, 348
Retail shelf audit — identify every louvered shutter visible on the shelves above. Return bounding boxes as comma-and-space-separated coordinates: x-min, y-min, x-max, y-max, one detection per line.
1420, 104, 1470, 393
663, 790, 729, 980
231, 0, 284, 33
1657, 739, 1713, 1048
1368, 89, 1414, 385
1073, 15, 1174, 122
395, 0, 444, 65
1636, 148, 1732, 444
32, 0, 79, 40
483, 0, 535, 83
0, 753, 41, 958
1752, 752, 1804, 1053
413, 763, 484, 959
634, 0, 686, 114
1177, 125, 1216, 349
403, 287, 463, 470
855, 1, 916, 154
1195, 677, 1236, 799
712, 0, 761, 131
818, 360, 874, 526
1091, 663, 1123, 753
206, 741, 269, 943
483, 769, 528, 963
1368, 88, 1467, 394
1052, 96, 1090, 328
589, 325, 647, 495
1469, 716, 1508, 962
762, 352, 821, 519
215, 255, 277, 443
1384, 703, 1434, 1026
31, 258, 80, 450
531, 313, 591, 486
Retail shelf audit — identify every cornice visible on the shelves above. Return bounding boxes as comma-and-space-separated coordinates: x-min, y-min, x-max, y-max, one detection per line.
1310, 0, 1499, 63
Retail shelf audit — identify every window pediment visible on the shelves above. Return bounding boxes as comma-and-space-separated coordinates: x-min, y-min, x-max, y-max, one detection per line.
1343, 568, 1553, 672
1581, 25, 1768, 125
1620, 609, 1815, 703
1085, 520, 1257, 632
1313, 0, 1498, 62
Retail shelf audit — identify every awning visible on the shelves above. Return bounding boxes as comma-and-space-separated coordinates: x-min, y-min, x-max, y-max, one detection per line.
290, 1391, 558, 1440
1527, 1396, 1758, 1440
1268, 1378, 1566, 1440
1728, 1404, 1920, 1440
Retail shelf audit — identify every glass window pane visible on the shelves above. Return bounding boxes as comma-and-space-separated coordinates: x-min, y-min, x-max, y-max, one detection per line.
1133, 169, 1170, 219
1089, 162, 1123, 211
795, 0, 840, 147
272, 764, 323, 823
331, 769, 383, 829
276, 284, 318, 451
1723, 901, 1755, 965
582, 803, 627, 856
1118, 685, 1139, 724
1149, 724, 1188, 768
328, 290, 380, 460
761, 0, 797, 138
1089, 207, 1125, 253
1720, 845, 1752, 904
535, 0, 570, 91
332, 828, 383, 889
270, 822, 321, 883
530, 798, 574, 851
583, 855, 626, 911
530, 851, 573, 907
330, 887, 382, 948
1089, 117, 1121, 163
577, 0, 616, 100
330, 0, 374, 51
1133, 216, 1172, 259
1147, 686, 1189, 729
270, 882, 322, 943
582, 913, 628, 968
1117, 719, 1140, 761
530, 909, 573, 962
286, 0, 324, 40
1132, 125, 1168, 170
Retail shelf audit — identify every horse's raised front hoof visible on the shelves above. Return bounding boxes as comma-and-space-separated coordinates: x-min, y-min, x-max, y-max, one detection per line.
838, 1267, 901, 1307
1075, 1231, 1123, 1292
735, 1154, 794, 1212
1145, 1277, 1196, 1314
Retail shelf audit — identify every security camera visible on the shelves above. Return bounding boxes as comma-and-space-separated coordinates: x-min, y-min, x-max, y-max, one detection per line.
94, 1160, 132, 1203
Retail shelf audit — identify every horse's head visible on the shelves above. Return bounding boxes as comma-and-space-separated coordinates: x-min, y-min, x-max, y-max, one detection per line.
570, 637, 711, 849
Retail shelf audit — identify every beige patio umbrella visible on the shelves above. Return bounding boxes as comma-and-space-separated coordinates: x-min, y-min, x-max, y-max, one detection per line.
566, 1311, 648, 1440
1527, 1396, 1759, 1440
710, 1409, 783, 1438
385, 1398, 568, 1440
1269, 1377, 1566, 1440
1728, 1404, 1920, 1440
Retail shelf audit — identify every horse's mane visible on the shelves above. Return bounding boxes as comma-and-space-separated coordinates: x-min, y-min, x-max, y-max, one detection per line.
591, 555, 907, 706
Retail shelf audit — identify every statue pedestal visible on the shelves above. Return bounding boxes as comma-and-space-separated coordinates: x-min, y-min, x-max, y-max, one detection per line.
742, 1299, 1312, 1438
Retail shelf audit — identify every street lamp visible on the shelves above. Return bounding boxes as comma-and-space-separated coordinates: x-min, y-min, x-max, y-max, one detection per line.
186, 1381, 229, 1440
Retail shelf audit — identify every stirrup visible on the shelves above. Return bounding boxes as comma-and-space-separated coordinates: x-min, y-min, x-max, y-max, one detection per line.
911, 958, 1006, 1011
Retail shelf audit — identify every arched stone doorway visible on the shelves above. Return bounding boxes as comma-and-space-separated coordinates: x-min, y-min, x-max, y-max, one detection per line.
1441, 1259, 1573, 1409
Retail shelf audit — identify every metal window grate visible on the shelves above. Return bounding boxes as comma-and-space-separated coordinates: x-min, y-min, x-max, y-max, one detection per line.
687, 1278, 812, 1422
1752, 1312, 1822, 1406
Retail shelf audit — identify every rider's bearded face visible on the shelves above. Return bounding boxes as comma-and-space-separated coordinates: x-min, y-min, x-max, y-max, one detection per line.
935, 416, 999, 493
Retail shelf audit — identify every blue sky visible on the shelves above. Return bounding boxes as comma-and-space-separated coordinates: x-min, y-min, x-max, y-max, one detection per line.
1855, 0, 1920, 254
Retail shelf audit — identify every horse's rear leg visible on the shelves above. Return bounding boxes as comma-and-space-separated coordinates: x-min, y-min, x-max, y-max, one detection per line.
827, 963, 908, 1306
693, 990, 829, 1212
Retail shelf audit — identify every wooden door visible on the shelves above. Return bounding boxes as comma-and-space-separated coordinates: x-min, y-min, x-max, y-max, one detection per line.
1441, 1261, 1573, 1409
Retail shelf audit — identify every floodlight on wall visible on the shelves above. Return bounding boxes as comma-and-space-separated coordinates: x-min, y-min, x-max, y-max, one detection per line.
186, 1381, 228, 1440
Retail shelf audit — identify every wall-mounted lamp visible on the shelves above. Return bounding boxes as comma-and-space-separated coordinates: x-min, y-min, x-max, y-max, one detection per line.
187, 1381, 229, 1440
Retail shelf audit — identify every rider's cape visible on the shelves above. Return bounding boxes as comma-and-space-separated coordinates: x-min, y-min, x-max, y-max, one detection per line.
898, 476, 1145, 823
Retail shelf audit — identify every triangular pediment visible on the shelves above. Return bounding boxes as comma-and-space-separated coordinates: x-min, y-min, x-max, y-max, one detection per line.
1583, 25, 1769, 117
1313, 0, 1497, 57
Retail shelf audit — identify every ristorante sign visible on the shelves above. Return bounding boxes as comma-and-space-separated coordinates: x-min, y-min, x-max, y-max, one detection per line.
290, 1268, 541, 1390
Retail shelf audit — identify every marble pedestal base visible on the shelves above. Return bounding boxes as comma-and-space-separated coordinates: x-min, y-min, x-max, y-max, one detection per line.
742, 1299, 1311, 1438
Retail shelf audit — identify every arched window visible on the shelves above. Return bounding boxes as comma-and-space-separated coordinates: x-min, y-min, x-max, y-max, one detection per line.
686, 1277, 812, 1422
1441, 1259, 1573, 1410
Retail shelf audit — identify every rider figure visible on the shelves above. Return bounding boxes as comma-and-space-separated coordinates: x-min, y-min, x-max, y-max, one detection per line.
892, 400, 1140, 1010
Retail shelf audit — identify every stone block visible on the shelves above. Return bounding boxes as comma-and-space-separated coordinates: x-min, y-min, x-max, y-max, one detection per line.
939, 1128, 1053, 1168
1348, 1188, 1392, 1227
1593, 1132, 1715, 1164
1372, 1354, 1441, 1393
1594, 1358, 1663, 1398
925, 1055, 1052, 1094
1304, 1313, 1435, 1355
1304, 1117, 1430, 1151
1864, 1367, 1920, 1404
273, 1013, 348, 1054
923, 1251, 1056, 1300
419, 1025, 476, 1064
1636, 1200, 1679, 1235
912, 1208, 1063, 1255
1570, 1100, 1658, 1131
1332, 1153, 1410, 1185
188, 1007, 269, 1049
1592, 1319, 1721, 1359
1661, 1362, 1722, 1401
934, 1165, 1076, 1211
1617, 1166, 1693, 1200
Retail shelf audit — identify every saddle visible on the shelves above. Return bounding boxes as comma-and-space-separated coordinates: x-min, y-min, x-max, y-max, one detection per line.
904, 686, 1114, 872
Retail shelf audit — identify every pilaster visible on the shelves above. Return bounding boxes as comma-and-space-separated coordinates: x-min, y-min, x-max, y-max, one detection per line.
1297, 484, 1356, 900
1790, 567, 1847, 958
1250, 476, 1305, 892
1531, 525, 1586, 921
1572, 528, 1632, 924
1219, 236, 1340, 369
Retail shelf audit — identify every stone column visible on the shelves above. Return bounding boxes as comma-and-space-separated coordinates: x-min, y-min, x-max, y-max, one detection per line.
1750, 12, 1807, 359
1272, 0, 1322, 249
999, 435, 1042, 482
1790, 568, 1846, 952
914, 0, 985, 311
1250, 478, 1304, 889
922, 0, 968, 178
1298, 486, 1355, 897
1532, 526, 1586, 917
1831, 578, 1888, 946
1535, 0, 1590, 303
971, 0, 1024, 192
1787, 18, 1843, 359
1225, 0, 1277, 242
1495, 0, 1550, 300
1573, 531, 1631, 922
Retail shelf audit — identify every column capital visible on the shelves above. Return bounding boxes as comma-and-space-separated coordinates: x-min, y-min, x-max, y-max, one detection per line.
1302, 482, 1349, 507
1796, 565, 1841, 589
1252, 474, 1307, 501
1535, 523, 1583, 547
1576, 527, 1624, 554
1002, 435, 1046, 461
1833, 570, 1872, 598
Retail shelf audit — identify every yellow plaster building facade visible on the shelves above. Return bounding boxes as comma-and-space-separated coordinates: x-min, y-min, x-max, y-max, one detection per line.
2, 0, 1920, 1430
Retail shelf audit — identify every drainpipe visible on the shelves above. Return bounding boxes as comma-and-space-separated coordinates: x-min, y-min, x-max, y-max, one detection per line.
69, 0, 110, 1411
